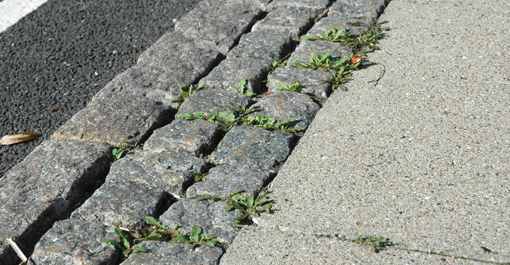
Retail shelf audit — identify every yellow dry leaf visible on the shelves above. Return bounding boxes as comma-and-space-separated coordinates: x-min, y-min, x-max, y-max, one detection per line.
0, 132, 38, 145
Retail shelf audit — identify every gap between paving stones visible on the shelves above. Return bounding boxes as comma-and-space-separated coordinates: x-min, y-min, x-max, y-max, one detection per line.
0, 1, 400, 262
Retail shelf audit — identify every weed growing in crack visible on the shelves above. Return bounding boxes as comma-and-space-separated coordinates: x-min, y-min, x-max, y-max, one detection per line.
292, 51, 351, 71
172, 80, 205, 103
320, 68, 352, 91
193, 172, 208, 182
277, 81, 303, 93
104, 226, 147, 259
348, 236, 391, 252
231, 78, 256, 97
224, 189, 272, 226
172, 225, 220, 250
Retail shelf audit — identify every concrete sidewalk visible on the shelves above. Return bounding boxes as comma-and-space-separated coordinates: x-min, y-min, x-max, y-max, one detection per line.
221, 0, 510, 264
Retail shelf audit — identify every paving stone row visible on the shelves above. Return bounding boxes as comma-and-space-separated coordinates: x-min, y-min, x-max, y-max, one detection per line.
0, 0, 389, 264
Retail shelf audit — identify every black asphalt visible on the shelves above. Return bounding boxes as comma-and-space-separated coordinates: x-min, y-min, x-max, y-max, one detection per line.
0, 0, 203, 176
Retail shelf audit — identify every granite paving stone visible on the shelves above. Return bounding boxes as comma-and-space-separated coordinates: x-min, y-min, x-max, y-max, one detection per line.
143, 118, 222, 157
176, 89, 253, 118
329, 0, 388, 19
71, 178, 170, 230
122, 241, 223, 265
51, 86, 175, 147
267, 0, 331, 14
201, 58, 270, 94
136, 31, 222, 74
0, 140, 111, 264
209, 126, 295, 172
286, 39, 352, 69
249, 91, 320, 130
251, 7, 314, 40
268, 66, 332, 98
226, 31, 294, 63
103, 150, 207, 195
186, 165, 272, 199
174, 0, 263, 54
28, 219, 119, 265
159, 199, 241, 245
305, 17, 372, 38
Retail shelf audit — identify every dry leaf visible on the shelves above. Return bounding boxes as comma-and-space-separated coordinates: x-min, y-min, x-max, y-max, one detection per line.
262, 91, 272, 96
350, 55, 362, 65
0, 132, 38, 145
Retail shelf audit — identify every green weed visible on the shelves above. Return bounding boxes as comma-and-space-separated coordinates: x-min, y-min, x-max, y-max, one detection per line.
231, 78, 257, 97
104, 226, 147, 259
172, 80, 205, 103
349, 236, 391, 252
224, 189, 272, 226
172, 225, 220, 250
277, 81, 303, 93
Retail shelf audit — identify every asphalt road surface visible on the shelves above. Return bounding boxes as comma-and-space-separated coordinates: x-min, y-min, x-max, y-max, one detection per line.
0, 0, 203, 176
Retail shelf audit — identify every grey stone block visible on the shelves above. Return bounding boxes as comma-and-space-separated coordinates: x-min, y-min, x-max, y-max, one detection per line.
137, 32, 222, 74
287, 40, 352, 70
267, 0, 331, 14
305, 17, 372, 38
28, 219, 118, 265
144, 118, 221, 157
329, 0, 388, 19
71, 179, 170, 230
209, 126, 295, 172
187, 165, 272, 199
174, 0, 263, 54
176, 89, 252, 118
201, 58, 270, 94
106, 150, 207, 195
0, 140, 111, 265
226, 31, 294, 63
249, 91, 320, 130
159, 199, 241, 244
121, 241, 223, 265
268, 66, 332, 98
251, 7, 315, 40
51, 86, 175, 147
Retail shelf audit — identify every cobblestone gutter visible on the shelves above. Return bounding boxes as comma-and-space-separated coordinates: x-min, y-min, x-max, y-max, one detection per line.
0, 0, 389, 264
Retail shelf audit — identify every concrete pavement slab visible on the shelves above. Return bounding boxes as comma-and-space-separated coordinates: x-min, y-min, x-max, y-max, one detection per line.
221, 0, 510, 263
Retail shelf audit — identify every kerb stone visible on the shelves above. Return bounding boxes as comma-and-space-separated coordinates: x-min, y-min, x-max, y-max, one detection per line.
287, 40, 352, 70
249, 91, 320, 130
121, 241, 223, 265
209, 126, 295, 172
187, 165, 272, 199
329, 0, 388, 19
226, 31, 294, 63
28, 219, 119, 265
176, 89, 252, 118
143, 118, 221, 157
251, 7, 314, 40
268, 66, 332, 98
174, 0, 263, 54
0, 140, 111, 265
267, 0, 330, 14
159, 199, 241, 244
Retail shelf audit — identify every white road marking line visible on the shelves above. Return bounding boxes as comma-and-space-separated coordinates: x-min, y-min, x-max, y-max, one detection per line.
0, 0, 48, 33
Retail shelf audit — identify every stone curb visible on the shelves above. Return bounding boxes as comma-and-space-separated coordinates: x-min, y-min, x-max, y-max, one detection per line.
0, 0, 390, 264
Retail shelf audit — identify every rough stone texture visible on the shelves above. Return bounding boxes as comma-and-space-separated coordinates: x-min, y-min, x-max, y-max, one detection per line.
268, 66, 332, 98
243, 0, 273, 12
176, 89, 252, 118
226, 31, 294, 63
28, 219, 119, 265
144, 118, 221, 157
174, 0, 263, 54
209, 126, 295, 172
329, 0, 388, 19
137, 32, 222, 74
103, 150, 207, 195
267, 0, 330, 14
287, 39, 352, 69
71, 179, 170, 230
201, 58, 270, 94
305, 17, 372, 38
0, 140, 111, 265
251, 7, 314, 40
187, 165, 272, 199
250, 91, 320, 130
92, 65, 190, 109
51, 86, 175, 147
159, 199, 241, 244
122, 241, 223, 265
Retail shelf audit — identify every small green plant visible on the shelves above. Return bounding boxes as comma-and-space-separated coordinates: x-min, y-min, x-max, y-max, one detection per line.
180, 109, 219, 123
231, 78, 256, 97
112, 138, 127, 162
172, 80, 205, 103
194, 172, 208, 182
302, 27, 351, 43
104, 226, 147, 259
321, 68, 352, 91
292, 51, 351, 72
348, 236, 391, 252
277, 81, 303, 93
172, 225, 220, 250
143, 216, 181, 241
224, 189, 272, 225
264, 59, 288, 87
